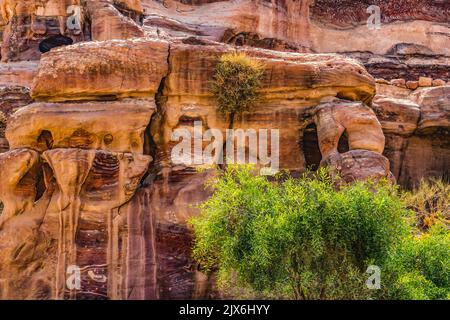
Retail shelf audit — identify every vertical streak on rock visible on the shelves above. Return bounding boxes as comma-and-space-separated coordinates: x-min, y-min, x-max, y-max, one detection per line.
145, 187, 159, 300
125, 190, 144, 299
124, 187, 158, 299
120, 217, 129, 299
107, 207, 122, 300
107, 208, 114, 299
298, 0, 313, 48
43, 149, 95, 299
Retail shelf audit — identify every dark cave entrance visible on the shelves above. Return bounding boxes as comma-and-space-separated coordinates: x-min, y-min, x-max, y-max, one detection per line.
302, 123, 322, 171
38, 35, 73, 53
338, 130, 349, 153
37, 130, 54, 151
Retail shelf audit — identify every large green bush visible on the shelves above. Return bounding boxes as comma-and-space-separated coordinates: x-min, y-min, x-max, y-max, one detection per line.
383, 223, 450, 299
211, 52, 264, 118
190, 166, 410, 299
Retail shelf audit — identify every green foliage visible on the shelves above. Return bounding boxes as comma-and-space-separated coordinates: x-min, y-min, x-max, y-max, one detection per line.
383, 223, 450, 300
190, 165, 409, 299
402, 179, 450, 230
211, 52, 264, 116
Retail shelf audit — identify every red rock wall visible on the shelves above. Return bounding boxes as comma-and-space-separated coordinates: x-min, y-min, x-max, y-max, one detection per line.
0, 0, 448, 300
311, 0, 450, 27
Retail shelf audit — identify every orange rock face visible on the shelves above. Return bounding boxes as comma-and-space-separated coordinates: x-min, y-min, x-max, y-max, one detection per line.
0, 0, 448, 300
372, 86, 450, 188
31, 38, 169, 101
6, 100, 155, 153
87, 0, 145, 41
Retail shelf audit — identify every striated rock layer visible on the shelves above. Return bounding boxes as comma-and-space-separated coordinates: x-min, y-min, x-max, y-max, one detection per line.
373, 85, 450, 188
0, 0, 448, 300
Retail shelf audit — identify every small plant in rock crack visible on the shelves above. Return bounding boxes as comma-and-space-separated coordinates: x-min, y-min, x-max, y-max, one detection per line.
0, 111, 7, 138
211, 51, 265, 121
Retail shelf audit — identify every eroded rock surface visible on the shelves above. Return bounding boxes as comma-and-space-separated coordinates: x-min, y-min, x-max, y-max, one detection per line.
372, 86, 450, 188
31, 38, 169, 101
6, 100, 155, 153
0, 0, 448, 300
0, 0, 146, 62
0, 35, 389, 299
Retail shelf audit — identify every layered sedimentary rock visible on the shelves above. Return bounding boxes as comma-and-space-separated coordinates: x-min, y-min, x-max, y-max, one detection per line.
0, 85, 32, 115
6, 101, 154, 153
0, 101, 154, 299
158, 40, 375, 171
345, 49, 450, 82
0, 61, 39, 86
0, 0, 146, 62
0, 0, 448, 301
372, 85, 450, 188
142, 0, 314, 49
139, 0, 450, 55
0, 85, 32, 152
31, 38, 169, 101
86, 0, 144, 41
0, 148, 40, 227
311, 0, 450, 27
322, 150, 395, 184
0, 0, 85, 61
0, 35, 393, 299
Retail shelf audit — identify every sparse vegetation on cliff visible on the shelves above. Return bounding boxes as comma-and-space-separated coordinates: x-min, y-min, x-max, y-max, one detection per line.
402, 179, 450, 230
0, 111, 7, 137
211, 52, 264, 117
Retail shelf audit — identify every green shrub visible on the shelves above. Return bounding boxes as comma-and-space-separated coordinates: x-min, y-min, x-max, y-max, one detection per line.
211, 52, 264, 117
383, 223, 450, 300
402, 179, 449, 230
190, 165, 409, 299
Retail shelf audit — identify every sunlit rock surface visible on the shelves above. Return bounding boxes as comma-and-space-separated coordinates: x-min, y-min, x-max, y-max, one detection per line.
0, 0, 448, 300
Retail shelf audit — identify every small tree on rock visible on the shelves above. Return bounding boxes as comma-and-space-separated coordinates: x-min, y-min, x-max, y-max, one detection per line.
211, 52, 264, 125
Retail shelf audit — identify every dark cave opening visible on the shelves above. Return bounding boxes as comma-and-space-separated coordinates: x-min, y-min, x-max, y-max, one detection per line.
38, 35, 73, 53
302, 123, 322, 171
37, 130, 54, 151
34, 165, 47, 202
338, 130, 350, 153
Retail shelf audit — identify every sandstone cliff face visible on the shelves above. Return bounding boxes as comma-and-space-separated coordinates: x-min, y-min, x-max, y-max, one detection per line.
0, 35, 388, 299
373, 85, 450, 188
0, 0, 448, 300
0, 0, 146, 62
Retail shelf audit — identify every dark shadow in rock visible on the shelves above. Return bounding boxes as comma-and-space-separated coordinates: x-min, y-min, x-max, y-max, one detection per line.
38, 35, 73, 53
37, 130, 53, 151
182, 37, 209, 46
338, 130, 350, 153
302, 123, 322, 171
